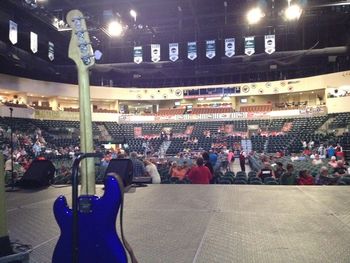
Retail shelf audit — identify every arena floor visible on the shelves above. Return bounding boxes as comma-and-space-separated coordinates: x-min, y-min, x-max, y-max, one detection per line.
4, 183, 350, 263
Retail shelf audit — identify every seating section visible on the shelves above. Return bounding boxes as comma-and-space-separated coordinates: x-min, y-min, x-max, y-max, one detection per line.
329, 112, 350, 129
191, 107, 232, 114
240, 104, 272, 112
157, 108, 185, 115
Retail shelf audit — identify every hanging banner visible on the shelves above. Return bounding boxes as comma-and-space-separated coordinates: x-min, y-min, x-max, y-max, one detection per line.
244, 36, 255, 56
225, 38, 235, 57
9, 20, 17, 45
169, 43, 179, 62
187, 41, 197, 60
151, 44, 161, 63
134, 46, 143, 64
48, 41, 54, 61
265, 34, 275, 54
206, 40, 216, 59
30, 32, 38, 53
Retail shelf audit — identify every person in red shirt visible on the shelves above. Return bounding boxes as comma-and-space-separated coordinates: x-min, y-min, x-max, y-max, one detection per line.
187, 157, 213, 184
297, 170, 314, 185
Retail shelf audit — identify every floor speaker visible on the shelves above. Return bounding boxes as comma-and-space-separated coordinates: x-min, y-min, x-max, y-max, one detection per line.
19, 159, 56, 188
105, 159, 133, 187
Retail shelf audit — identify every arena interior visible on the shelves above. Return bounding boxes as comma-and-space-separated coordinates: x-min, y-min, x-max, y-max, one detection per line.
1, 0, 350, 262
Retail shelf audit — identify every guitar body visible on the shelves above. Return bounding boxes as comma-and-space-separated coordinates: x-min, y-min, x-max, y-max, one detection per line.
52, 176, 128, 263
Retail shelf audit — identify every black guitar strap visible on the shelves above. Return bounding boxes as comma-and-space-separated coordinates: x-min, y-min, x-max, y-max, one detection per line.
113, 174, 138, 263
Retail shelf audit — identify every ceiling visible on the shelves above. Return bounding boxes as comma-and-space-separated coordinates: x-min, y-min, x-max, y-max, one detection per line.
0, 0, 349, 88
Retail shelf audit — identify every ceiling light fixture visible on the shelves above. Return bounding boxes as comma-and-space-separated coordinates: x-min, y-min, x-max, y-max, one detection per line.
130, 9, 137, 21
284, 4, 302, 20
108, 21, 124, 37
246, 7, 265, 25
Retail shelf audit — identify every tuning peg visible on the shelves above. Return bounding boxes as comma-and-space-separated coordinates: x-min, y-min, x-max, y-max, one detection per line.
94, 50, 103, 60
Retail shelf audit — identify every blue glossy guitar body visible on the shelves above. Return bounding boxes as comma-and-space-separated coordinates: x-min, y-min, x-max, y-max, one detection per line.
52, 176, 128, 263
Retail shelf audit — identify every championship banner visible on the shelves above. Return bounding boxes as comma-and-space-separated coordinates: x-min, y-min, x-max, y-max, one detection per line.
169, 43, 179, 62
9, 20, 17, 45
265, 35, 275, 54
30, 32, 38, 53
134, 46, 143, 64
225, 38, 235, 57
151, 44, 160, 63
244, 36, 255, 56
206, 40, 216, 59
187, 41, 197, 60
48, 41, 54, 61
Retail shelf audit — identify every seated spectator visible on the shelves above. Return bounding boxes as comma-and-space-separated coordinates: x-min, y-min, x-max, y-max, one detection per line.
187, 157, 212, 184
332, 160, 348, 177
280, 163, 296, 185
290, 153, 299, 162
316, 166, 337, 185
258, 162, 275, 181
144, 160, 161, 184
297, 170, 314, 185
130, 151, 146, 177
312, 154, 323, 166
274, 162, 285, 179
328, 156, 338, 168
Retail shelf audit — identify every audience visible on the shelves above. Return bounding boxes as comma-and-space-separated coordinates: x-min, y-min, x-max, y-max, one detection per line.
332, 160, 348, 177
258, 162, 275, 181
280, 163, 296, 185
187, 157, 212, 184
274, 162, 285, 179
144, 160, 161, 184
130, 151, 146, 177
297, 170, 314, 185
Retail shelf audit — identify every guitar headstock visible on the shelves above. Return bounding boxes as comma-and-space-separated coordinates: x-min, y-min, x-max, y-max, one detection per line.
66, 10, 95, 69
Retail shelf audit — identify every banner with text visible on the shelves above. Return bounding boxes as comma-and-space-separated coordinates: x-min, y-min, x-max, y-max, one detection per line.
30, 32, 38, 53
134, 46, 143, 64
244, 36, 255, 56
48, 41, 54, 61
151, 44, 160, 62
9, 20, 17, 45
225, 38, 235, 57
187, 42, 197, 60
265, 35, 275, 54
206, 40, 216, 59
169, 43, 179, 62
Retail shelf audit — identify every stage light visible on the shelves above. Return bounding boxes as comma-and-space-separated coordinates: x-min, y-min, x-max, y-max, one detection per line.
130, 9, 137, 20
246, 7, 265, 25
108, 21, 123, 37
285, 4, 302, 20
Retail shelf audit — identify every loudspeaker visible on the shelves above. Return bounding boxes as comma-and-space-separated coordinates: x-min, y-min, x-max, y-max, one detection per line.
19, 159, 56, 188
105, 159, 133, 187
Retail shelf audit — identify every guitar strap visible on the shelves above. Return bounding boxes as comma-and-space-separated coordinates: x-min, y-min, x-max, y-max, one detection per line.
113, 175, 139, 263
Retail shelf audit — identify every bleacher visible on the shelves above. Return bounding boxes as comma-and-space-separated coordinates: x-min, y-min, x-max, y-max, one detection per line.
191, 107, 232, 114
157, 108, 185, 115
240, 104, 272, 112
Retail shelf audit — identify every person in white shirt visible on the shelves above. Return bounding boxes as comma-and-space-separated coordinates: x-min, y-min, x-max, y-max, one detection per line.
312, 154, 323, 166
144, 160, 161, 184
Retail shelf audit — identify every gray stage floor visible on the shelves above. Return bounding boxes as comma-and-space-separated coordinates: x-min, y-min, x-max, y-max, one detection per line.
5, 185, 350, 263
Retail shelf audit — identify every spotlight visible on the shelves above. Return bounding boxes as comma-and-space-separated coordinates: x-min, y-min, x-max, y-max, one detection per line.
108, 21, 123, 37
246, 7, 265, 25
130, 9, 137, 21
284, 4, 302, 20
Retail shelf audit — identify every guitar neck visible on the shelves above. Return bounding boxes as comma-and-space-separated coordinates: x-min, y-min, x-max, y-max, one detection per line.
66, 9, 96, 195
78, 68, 95, 195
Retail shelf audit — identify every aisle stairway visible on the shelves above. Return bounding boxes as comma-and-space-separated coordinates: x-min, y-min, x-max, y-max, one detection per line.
158, 140, 171, 157
97, 124, 112, 141
241, 139, 252, 153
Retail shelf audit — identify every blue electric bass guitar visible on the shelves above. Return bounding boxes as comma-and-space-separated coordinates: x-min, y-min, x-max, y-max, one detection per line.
52, 10, 137, 263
